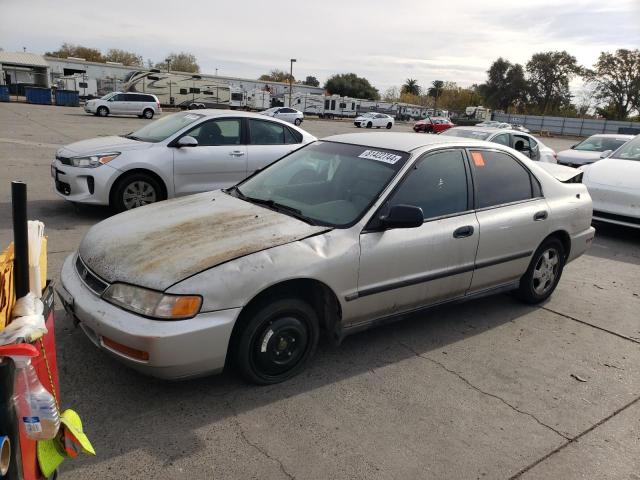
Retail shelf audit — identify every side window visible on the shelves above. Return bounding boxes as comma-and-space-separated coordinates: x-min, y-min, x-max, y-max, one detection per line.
470, 150, 533, 208
388, 150, 469, 220
492, 134, 510, 146
284, 127, 302, 144
513, 135, 531, 151
186, 119, 241, 146
249, 119, 285, 145
112, 94, 126, 101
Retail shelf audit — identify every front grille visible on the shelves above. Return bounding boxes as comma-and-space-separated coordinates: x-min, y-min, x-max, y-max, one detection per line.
75, 255, 109, 295
593, 210, 640, 226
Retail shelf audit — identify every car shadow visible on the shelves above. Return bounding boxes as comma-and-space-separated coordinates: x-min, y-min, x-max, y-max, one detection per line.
587, 221, 640, 265
56, 293, 536, 473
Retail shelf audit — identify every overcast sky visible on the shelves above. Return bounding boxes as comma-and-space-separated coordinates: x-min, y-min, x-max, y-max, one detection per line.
1, 0, 638, 93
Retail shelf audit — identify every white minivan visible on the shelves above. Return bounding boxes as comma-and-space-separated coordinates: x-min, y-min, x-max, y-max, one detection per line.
84, 92, 162, 119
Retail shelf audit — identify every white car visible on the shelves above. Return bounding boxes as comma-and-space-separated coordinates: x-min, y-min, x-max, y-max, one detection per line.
84, 92, 161, 119
557, 134, 635, 167
354, 112, 394, 129
51, 110, 316, 211
261, 107, 304, 126
440, 127, 557, 163
581, 134, 640, 229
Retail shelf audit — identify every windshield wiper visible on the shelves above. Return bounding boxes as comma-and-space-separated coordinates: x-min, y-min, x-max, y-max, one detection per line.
226, 187, 316, 225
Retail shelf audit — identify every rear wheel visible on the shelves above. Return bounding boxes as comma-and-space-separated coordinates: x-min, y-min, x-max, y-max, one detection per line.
143, 108, 154, 119
235, 298, 319, 385
516, 237, 565, 304
97, 106, 108, 117
111, 172, 163, 212
294, 118, 302, 126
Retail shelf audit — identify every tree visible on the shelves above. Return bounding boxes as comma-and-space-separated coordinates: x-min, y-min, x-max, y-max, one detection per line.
45, 43, 103, 62
584, 49, 640, 120
324, 73, 379, 99
401, 78, 420, 96
259, 69, 294, 83
382, 86, 400, 102
104, 48, 143, 66
427, 80, 445, 108
477, 58, 528, 111
156, 52, 200, 73
526, 51, 580, 114
303, 75, 320, 87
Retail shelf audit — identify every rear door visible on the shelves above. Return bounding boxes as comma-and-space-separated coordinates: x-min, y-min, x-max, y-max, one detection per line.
353, 149, 479, 323
467, 148, 549, 292
172, 117, 248, 195
246, 118, 302, 174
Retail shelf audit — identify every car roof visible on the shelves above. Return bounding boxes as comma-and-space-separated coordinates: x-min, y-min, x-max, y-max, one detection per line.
322, 132, 494, 152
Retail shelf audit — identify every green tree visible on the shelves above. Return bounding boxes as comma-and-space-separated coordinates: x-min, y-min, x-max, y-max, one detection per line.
156, 52, 200, 73
584, 49, 640, 120
259, 69, 294, 83
45, 43, 103, 62
303, 75, 320, 87
401, 78, 420, 96
477, 58, 528, 111
526, 51, 581, 114
324, 73, 379, 99
104, 48, 143, 66
427, 80, 444, 108
382, 86, 400, 102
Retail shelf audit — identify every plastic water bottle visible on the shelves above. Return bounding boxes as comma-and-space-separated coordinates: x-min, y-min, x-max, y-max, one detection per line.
12, 356, 60, 440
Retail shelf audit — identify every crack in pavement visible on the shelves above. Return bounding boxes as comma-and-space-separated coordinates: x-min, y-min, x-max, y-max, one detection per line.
396, 340, 571, 441
541, 306, 640, 345
224, 398, 295, 480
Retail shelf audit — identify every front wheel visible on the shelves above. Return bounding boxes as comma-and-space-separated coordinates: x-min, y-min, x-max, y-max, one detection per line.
235, 298, 319, 385
97, 106, 108, 117
386, 123, 392, 129
516, 237, 565, 304
111, 173, 163, 212
366, 121, 372, 128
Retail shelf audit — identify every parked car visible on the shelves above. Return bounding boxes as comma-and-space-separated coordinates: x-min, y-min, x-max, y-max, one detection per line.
511, 124, 531, 134
440, 127, 557, 163
58, 132, 594, 384
260, 107, 304, 126
84, 92, 161, 119
557, 134, 635, 167
581, 134, 640, 229
354, 112, 394, 129
51, 110, 316, 211
413, 116, 454, 133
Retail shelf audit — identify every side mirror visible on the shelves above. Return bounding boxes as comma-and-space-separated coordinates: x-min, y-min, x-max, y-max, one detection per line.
600, 149, 612, 159
177, 136, 198, 148
380, 205, 423, 229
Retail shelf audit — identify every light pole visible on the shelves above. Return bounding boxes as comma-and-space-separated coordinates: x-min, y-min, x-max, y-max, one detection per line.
165, 58, 172, 105
288, 58, 296, 107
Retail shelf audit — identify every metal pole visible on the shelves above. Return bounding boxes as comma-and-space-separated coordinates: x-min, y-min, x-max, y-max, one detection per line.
11, 181, 29, 299
289, 58, 296, 107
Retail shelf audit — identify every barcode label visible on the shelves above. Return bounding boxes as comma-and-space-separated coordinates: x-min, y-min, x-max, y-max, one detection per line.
23, 416, 42, 433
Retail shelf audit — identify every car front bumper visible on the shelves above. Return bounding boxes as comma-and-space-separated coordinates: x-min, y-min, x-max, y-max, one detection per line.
58, 254, 241, 379
51, 159, 119, 205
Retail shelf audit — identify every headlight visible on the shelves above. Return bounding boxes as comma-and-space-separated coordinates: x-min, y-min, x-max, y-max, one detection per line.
102, 283, 202, 320
70, 152, 120, 168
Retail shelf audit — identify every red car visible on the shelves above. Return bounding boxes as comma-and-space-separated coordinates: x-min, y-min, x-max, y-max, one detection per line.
413, 116, 454, 133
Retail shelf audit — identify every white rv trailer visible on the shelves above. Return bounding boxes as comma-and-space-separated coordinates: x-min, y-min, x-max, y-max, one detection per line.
55, 74, 98, 98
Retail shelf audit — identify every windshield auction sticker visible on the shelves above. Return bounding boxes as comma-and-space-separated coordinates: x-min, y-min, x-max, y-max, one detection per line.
358, 150, 402, 164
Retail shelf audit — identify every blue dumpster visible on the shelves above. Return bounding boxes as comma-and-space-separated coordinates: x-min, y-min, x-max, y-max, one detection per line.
55, 89, 79, 107
0, 85, 9, 102
24, 86, 52, 105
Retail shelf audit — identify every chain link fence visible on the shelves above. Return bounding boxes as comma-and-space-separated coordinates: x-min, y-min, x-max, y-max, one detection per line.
493, 113, 640, 137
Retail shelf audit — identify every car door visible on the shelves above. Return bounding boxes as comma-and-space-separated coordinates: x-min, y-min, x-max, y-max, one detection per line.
467, 148, 549, 292
108, 94, 127, 114
172, 117, 248, 195
246, 118, 301, 174
353, 149, 479, 323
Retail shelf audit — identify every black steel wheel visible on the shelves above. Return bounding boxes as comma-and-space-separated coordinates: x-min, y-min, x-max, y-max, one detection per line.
236, 298, 319, 384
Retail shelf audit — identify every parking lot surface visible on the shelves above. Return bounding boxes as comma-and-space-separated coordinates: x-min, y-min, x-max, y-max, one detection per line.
1, 103, 639, 479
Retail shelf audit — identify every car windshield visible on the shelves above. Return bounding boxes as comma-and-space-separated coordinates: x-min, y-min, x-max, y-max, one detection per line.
262, 108, 278, 113
439, 128, 492, 140
361, 112, 376, 118
232, 141, 409, 227
101, 92, 117, 100
575, 136, 630, 152
126, 112, 204, 143
611, 135, 640, 161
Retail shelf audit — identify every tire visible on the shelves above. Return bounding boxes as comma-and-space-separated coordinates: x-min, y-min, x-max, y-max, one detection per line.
235, 298, 319, 385
355, 124, 361, 128
97, 106, 108, 117
366, 122, 372, 128
111, 172, 163, 212
516, 237, 565, 304
386, 123, 392, 129
294, 118, 302, 126
143, 108, 154, 119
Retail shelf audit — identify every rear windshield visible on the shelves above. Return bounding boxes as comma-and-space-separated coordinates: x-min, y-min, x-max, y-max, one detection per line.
439, 128, 492, 141
611, 135, 640, 161
234, 141, 409, 227
127, 112, 204, 143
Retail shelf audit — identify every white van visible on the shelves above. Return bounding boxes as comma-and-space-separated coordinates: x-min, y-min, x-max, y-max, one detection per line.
84, 92, 162, 119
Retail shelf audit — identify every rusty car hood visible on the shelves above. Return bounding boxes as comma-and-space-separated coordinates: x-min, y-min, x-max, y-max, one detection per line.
79, 191, 330, 291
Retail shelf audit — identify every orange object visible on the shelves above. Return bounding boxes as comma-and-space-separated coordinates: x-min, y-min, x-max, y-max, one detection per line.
102, 336, 149, 361
471, 151, 485, 167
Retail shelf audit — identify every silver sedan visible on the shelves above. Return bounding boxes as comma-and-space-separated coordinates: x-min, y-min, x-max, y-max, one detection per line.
58, 133, 595, 384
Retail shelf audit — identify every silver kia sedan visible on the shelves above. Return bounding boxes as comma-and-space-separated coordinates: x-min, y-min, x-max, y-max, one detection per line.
58, 133, 595, 384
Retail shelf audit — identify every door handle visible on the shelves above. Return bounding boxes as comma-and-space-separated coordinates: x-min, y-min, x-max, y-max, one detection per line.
533, 210, 548, 221
453, 225, 474, 238
229, 150, 245, 157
